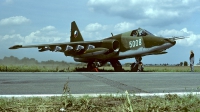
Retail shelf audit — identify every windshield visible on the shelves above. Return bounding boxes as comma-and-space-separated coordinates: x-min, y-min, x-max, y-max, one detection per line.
130, 28, 154, 37
138, 28, 154, 36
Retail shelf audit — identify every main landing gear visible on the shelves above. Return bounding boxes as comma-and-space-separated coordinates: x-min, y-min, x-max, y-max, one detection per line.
87, 57, 144, 72
130, 56, 144, 72
110, 59, 124, 72
87, 60, 124, 72
87, 62, 99, 72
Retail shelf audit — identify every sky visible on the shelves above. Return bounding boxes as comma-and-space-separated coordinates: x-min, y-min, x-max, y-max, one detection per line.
0, 0, 200, 65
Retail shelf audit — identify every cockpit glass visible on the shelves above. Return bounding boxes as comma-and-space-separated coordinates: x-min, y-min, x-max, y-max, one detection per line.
143, 29, 154, 36
130, 28, 154, 37
138, 28, 154, 36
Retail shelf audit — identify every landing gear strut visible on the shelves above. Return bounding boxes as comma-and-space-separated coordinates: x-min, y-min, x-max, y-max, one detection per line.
110, 60, 124, 72
130, 56, 144, 72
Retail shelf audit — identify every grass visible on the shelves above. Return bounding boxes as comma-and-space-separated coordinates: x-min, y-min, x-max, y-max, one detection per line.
89, 66, 200, 72
0, 64, 75, 72
1, 64, 200, 72
132, 66, 200, 72
0, 93, 200, 111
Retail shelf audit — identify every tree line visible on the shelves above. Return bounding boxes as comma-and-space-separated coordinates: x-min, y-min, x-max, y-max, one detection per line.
0, 56, 69, 65
124, 61, 189, 67
1, 56, 190, 66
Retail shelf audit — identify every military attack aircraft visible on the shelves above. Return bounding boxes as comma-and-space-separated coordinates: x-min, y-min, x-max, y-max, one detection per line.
9, 21, 185, 72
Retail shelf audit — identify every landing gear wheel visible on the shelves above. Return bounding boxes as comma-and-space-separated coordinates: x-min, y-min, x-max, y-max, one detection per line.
130, 63, 138, 72
130, 63, 143, 72
131, 56, 144, 72
87, 62, 99, 72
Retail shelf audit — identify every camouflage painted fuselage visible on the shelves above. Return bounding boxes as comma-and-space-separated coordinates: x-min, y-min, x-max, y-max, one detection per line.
74, 29, 176, 62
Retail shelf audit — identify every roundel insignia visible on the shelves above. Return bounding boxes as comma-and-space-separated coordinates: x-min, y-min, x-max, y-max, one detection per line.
74, 30, 78, 38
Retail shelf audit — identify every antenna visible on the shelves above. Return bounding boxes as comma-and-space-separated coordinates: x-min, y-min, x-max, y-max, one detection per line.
170, 36, 189, 40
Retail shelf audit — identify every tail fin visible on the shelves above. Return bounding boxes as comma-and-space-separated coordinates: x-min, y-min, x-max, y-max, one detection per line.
70, 21, 84, 42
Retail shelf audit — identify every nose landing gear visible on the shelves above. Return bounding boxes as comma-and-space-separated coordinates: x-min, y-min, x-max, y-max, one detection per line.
130, 56, 144, 72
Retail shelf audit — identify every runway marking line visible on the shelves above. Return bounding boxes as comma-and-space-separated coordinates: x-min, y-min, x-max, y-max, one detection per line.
1, 92, 200, 98
81, 73, 148, 93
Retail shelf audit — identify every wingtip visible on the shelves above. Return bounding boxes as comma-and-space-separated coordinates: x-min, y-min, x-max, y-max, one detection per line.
9, 45, 22, 49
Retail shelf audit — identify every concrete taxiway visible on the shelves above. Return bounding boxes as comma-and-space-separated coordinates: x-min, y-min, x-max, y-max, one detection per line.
0, 72, 199, 95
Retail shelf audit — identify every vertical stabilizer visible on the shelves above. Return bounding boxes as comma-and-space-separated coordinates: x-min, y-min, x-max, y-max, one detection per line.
70, 21, 84, 42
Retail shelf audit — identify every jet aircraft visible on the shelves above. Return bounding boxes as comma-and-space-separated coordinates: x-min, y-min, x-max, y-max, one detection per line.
9, 21, 185, 72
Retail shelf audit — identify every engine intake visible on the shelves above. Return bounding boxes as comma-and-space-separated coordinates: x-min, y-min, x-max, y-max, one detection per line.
101, 40, 120, 52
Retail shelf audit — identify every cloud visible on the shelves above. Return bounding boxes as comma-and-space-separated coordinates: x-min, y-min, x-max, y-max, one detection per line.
3, 0, 14, 4
88, 0, 200, 27
156, 28, 200, 47
41, 26, 55, 31
81, 30, 103, 40
0, 26, 68, 46
0, 16, 30, 26
24, 26, 67, 44
1, 34, 23, 41
82, 23, 109, 40
85, 23, 107, 32
0, 34, 24, 46
114, 22, 134, 32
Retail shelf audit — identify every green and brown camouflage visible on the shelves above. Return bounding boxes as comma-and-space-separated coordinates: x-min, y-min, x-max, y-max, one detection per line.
70, 21, 84, 42
9, 21, 183, 71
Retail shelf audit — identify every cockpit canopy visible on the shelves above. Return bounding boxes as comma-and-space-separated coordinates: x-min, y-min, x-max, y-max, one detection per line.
131, 28, 154, 37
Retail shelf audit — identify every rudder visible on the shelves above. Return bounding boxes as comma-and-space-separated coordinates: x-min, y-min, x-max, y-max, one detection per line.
70, 21, 84, 42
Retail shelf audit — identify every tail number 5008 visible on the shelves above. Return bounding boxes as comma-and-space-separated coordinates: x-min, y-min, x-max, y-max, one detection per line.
129, 39, 142, 48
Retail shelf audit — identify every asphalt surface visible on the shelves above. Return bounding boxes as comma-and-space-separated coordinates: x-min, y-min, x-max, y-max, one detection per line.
0, 72, 200, 94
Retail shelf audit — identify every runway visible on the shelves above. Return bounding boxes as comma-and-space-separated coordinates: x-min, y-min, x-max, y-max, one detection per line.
0, 72, 199, 95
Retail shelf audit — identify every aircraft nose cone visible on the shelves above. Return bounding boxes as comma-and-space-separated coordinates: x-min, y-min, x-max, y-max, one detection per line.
172, 40, 176, 45
164, 38, 176, 45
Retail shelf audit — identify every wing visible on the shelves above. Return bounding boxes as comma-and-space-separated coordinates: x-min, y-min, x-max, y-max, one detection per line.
9, 39, 120, 59
9, 41, 101, 52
